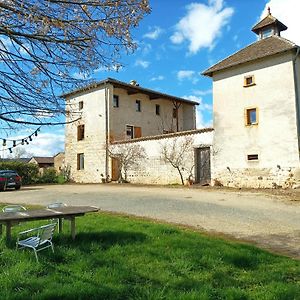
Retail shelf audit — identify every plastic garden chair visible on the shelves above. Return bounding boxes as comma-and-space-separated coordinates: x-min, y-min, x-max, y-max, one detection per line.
16, 223, 56, 262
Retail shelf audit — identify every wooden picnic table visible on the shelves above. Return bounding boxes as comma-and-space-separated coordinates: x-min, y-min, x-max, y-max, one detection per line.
0, 206, 99, 242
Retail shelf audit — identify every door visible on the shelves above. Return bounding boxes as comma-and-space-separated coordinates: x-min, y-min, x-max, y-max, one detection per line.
134, 126, 142, 138
111, 158, 120, 181
194, 147, 211, 185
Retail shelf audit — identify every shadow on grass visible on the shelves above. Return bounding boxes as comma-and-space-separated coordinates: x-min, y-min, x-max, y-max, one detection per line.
56, 230, 148, 250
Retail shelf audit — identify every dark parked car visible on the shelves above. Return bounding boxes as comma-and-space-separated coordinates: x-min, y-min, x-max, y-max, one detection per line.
0, 170, 22, 191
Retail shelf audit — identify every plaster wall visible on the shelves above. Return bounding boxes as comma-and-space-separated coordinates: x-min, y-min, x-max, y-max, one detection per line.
111, 131, 213, 185
109, 87, 196, 140
212, 52, 300, 188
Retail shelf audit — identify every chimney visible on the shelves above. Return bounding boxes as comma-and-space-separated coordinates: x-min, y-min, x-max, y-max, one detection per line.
129, 80, 139, 86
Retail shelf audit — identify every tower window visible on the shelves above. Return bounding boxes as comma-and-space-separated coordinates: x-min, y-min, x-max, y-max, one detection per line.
261, 28, 273, 38
247, 154, 258, 161
245, 108, 258, 126
79, 101, 83, 110
244, 75, 255, 87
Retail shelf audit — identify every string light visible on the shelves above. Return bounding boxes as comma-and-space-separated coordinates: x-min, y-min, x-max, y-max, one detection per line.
0, 126, 41, 154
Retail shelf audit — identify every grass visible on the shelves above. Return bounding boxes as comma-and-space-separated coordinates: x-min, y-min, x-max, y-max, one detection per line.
0, 206, 299, 300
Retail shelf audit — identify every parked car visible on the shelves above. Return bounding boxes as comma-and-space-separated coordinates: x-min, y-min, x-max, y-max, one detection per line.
0, 170, 22, 191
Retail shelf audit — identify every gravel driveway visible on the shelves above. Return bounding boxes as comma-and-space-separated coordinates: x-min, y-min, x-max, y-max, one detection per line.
1, 184, 299, 258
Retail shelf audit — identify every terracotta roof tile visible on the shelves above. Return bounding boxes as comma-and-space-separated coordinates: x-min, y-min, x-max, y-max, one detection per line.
202, 36, 297, 77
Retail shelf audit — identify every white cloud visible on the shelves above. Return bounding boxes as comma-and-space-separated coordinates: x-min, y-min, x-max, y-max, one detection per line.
143, 26, 163, 40
4, 132, 64, 157
134, 59, 150, 69
150, 75, 165, 81
170, 0, 234, 54
193, 89, 212, 96
73, 72, 90, 80
177, 70, 199, 84
260, 0, 300, 44
177, 70, 195, 80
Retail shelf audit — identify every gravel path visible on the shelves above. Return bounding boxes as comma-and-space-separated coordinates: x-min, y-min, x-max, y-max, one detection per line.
1, 184, 299, 258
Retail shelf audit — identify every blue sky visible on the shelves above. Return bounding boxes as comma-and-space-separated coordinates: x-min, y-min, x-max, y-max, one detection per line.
2, 0, 300, 157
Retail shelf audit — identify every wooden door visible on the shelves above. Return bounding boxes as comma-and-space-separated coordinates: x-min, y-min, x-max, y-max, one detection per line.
194, 147, 211, 185
111, 158, 120, 181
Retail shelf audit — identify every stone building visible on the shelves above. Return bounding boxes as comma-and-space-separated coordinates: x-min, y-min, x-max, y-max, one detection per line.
63, 78, 199, 183
203, 10, 300, 188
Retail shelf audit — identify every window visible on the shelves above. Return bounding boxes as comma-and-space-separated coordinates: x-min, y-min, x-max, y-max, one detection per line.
77, 124, 85, 141
77, 153, 84, 170
173, 108, 177, 119
245, 108, 258, 125
244, 75, 255, 87
262, 28, 273, 39
247, 154, 258, 161
126, 125, 134, 139
113, 95, 119, 108
79, 101, 83, 110
126, 125, 142, 139
136, 100, 141, 112
155, 104, 160, 116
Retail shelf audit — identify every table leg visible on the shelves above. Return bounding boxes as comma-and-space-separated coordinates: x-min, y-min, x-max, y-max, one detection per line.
70, 217, 76, 240
6, 221, 12, 243
58, 218, 63, 233
0, 224, 2, 235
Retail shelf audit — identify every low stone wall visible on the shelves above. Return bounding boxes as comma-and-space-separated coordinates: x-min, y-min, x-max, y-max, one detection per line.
213, 167, 300, 189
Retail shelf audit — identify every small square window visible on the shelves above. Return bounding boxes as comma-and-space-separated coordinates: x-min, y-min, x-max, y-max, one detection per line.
79, 101, 83, 110
113, 95, 119, 108
77, 124, 85, 141
155, 104, 160, 116
77, 153, 84, 170
136, 100, 141, 112
245, 108, 258, 125
244, 75, 255, 87
247, 154, 258, 161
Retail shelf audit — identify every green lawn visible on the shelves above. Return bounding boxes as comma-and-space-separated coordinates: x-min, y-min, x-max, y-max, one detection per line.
0, 206, 299, 300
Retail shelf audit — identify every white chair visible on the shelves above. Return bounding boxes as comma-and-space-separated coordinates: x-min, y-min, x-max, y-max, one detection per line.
2, 205, 26, 212
16, 223, 56, 262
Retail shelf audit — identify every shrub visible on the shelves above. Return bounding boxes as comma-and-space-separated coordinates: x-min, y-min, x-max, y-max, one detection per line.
38, 167, 58, 183
0, 161, 39, 184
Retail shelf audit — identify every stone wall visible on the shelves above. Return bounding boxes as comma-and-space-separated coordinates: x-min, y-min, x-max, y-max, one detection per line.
213, 166, 300, 189
110, 129, 213, 185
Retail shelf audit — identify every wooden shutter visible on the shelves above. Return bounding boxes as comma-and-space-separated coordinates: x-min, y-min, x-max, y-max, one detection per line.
134, 127, 142, 138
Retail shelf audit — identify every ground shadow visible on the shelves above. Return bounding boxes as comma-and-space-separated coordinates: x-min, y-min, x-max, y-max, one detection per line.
55, 230, 148, 251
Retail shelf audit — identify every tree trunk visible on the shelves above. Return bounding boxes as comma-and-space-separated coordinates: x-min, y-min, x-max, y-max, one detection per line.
177, 167, 185, 185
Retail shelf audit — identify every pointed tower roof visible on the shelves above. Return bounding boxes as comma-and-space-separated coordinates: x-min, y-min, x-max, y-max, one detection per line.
252, 8, 287, 35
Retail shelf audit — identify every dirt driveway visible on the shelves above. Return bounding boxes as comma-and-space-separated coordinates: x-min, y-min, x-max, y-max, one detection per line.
1, 184, 299, 258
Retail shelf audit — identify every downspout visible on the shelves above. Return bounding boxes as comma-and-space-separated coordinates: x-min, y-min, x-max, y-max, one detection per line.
292, 47, 300, 156
104, 84, 109, 178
